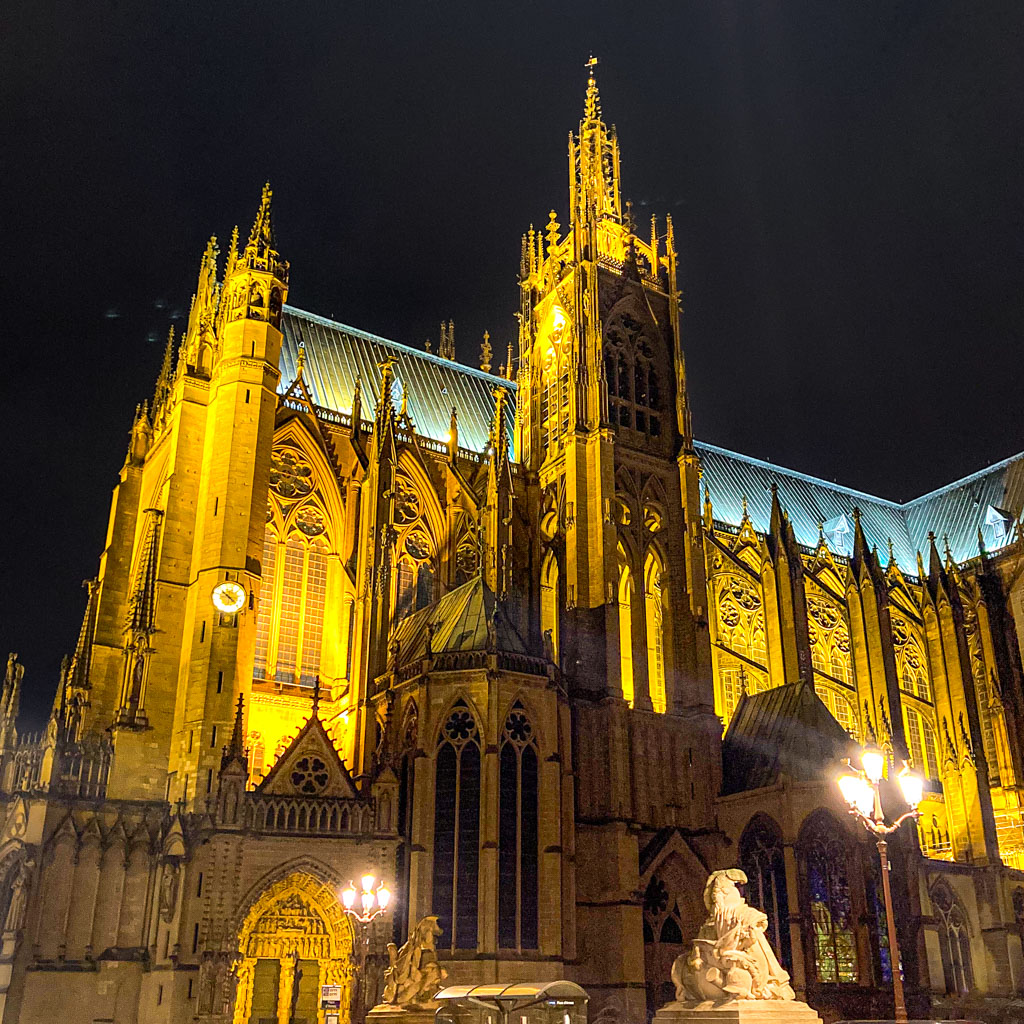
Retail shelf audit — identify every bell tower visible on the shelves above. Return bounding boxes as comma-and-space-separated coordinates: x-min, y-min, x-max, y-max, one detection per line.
515, 61, 711, 713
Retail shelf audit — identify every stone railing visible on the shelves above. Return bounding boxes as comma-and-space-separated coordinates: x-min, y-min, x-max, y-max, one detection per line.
247, 794, 374, 835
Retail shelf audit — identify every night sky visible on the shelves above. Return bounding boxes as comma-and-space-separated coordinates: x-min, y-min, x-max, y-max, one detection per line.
3, 1, 1023, 726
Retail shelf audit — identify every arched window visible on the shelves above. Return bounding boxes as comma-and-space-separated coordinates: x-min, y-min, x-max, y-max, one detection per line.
645, 550, 667, 713
541, 551, 560, 667
931, 882, 974, 995
891, 617, 933, 702
604, 313, 663, 439
713, 575, 767, 724
618, 558, 634, 706
739, 817, 791, 970
498, 702, 538, 950
815, 683, 858, 737
904, 705, 940, 779
255, 521, 329, 689
433, 701, 481, 951
802, 815, 858, 984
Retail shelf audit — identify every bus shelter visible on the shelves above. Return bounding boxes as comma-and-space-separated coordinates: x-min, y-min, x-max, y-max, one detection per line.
433, 981, 588, 1024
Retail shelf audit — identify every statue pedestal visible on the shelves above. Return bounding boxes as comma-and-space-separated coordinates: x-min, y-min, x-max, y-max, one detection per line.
653, 1000, 823, 1024
367, 1003, 438, 1024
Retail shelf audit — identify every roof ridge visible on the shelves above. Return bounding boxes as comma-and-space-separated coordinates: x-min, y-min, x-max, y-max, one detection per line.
903, 449, 1024, 507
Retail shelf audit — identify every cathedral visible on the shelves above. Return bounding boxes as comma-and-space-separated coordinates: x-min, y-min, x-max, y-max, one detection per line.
2, 68, 1024, 1024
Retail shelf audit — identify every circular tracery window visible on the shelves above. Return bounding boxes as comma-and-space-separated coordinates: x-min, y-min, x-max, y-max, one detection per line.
291, 755, 329, 794
270, 450, 314, 499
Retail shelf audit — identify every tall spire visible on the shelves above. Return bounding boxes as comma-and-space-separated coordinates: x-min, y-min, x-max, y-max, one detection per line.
572, 55, 622, 223
152, 327, 176, 415
584, 55, 601, 121
244, 182, 276, 269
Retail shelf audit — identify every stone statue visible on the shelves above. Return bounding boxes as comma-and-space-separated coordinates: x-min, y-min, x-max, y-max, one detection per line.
381, 915, 448, 1008
671, 869, 795, 1007
4, 857, 34, 933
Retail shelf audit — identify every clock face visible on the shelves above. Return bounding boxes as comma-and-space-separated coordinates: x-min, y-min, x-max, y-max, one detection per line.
212, 581, 246, 614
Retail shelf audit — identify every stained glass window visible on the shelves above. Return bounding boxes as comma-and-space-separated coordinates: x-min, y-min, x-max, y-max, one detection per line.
803, 817, 858, 984
645, 551, 667, 714
433, 702, 481, 951
253, 531, 277, 679
498, 702, 539, 950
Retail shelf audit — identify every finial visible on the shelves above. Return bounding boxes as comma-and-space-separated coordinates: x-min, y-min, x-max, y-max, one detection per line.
311, 676, 321, 715
545, 210, 560, 255
625, 199, 635, 234
425, 338, 432, 354
295, 342, 306, 381
480, 331, 492, 374
887, 537, 896, 565
584, 55, 600, 120
224, 225, 239, 278
741, 495, 748, 520
943, 533, 953, 563
817, 521, 826, 542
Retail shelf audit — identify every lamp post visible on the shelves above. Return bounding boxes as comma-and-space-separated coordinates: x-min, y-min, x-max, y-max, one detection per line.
341, 875, 391, 1024
837, 744, 924, 1024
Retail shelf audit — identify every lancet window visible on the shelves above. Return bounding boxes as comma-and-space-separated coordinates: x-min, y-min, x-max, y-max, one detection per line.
713, 574, 768, 722
802, 815, 858, 984
392, 471, 437, 621
433, 701, 481, 951
617, 553, 634, 706
540, 348, 571, 454
498, 702, 539, 951
254, 494, 330, 689
605, 312, 662, 439
540, 550, 560, 666
806, 587, 857, 737
931, 882, 974, 995
645, 549, 668, 713
739, 816, 791, 970
890, 614, 940, 778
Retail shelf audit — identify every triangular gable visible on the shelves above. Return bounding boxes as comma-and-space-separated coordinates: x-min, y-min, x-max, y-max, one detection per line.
256, 710, 358, 799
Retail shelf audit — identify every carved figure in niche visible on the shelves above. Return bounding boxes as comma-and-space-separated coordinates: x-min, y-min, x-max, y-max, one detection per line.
159, 860, 181, 923
381, 915, 448, 1007
4, 856, 34, 933
670, 869, 795, 1007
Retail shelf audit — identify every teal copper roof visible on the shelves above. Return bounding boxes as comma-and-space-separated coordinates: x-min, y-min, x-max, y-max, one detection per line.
698, 440, 1024, 572
280, 306, 514, 454
280, 305, 1023, 573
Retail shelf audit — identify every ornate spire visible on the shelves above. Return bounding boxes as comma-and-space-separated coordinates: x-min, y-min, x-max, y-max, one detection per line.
447, 406, 459, 460
224, 225, 239, 280
152, 327, 176, 415
127, 508, 164, 635
438, 320, 455, 361
583, 55, 601, 121
244, 182, 276, 268
480, 331, 492, 374
221, 693, 247, 772
376, 357, 397, 428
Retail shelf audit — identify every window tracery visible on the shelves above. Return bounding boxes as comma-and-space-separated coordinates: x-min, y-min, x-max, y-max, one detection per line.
605, 312, 663, 439
433, 701, 481, 951
806, 586, 857, 737
713, 575, 767, 722
802, 816, 858, 984
392, 471, 438, 620
931, 882, 974, 995
739, 817, 791, 970
890, 614, 940, 778
642, 875, 685, 947
645, 549, 668, 713
498, 702, 538, 950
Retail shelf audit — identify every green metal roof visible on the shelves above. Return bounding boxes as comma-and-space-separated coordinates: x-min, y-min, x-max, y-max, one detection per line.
280, 306, 514, 454
721, 681, 856, 796
279, 304, 1023, 573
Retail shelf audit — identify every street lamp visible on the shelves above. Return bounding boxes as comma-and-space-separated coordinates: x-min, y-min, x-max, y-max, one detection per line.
341, 876, 391, 1024
836, 744, 923, 1024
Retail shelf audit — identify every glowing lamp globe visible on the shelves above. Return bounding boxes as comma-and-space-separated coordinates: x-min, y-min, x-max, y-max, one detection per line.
361, 891, 375, 915
341, 884, 357, 910
361, 874, 376, 894
838, 770, 874, 818
897, 765, 924, 809
377, 885, 391, 910
861, 744, 885, 784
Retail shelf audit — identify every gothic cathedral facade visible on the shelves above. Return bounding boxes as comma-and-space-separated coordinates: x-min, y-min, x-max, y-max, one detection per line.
3, 70, 1024, 1024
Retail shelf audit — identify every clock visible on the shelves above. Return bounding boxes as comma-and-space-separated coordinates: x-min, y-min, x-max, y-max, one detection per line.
212, 581, 246, 614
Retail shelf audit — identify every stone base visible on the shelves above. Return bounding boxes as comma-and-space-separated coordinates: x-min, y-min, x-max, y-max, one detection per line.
653, 999, 824, 1024
367, 1003, 439, 1024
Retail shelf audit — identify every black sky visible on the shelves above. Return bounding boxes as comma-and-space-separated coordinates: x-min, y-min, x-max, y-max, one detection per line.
3, 1, 1023, 726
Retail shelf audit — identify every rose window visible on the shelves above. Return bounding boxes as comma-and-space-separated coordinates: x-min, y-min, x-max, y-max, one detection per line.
296, 505, 326, 536
443, 708, 478, 745
270, 450, 314, 499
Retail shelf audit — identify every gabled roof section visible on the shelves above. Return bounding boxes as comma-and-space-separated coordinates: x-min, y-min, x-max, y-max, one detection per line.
280, 306, 514, 454
389, 575, 528, 666
697, 440, 1024, 573
256, 705, 359, 799
721, 681, 856, 796
904, 451, 1024, 563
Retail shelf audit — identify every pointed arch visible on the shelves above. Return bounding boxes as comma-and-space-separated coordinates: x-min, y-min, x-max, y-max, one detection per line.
540, 548, 561, 667
618, 546, 635, 707
739, 814, 790, 970
433, 699, 481, 951
498, 700, 539, 951
930, 880, 975, 995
